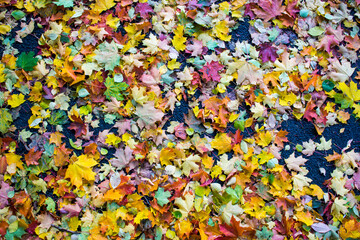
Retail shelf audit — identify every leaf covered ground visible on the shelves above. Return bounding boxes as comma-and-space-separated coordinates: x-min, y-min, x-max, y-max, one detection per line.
1, 0, 360, 239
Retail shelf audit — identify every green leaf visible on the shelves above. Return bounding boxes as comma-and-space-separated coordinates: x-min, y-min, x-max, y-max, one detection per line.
0, 108, 13, 134
154, 187, 171, 207
322, 80, 335, 92
48, 110, 68, 125
104, 77, 128, 101
234, 120, 245, 131
45, 197, 56, 212
16, 52, 38, 71
5, 227, 26, 240
256, 226, 273, 240
11, 10, 26, 20
54, 0, 74, 8
308, 27, 324, 37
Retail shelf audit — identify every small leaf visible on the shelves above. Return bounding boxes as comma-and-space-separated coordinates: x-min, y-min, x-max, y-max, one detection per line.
155, 187, 171, 206
308, 27, 324, 37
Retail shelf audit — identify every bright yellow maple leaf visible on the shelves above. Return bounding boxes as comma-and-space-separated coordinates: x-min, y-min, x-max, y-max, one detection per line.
105, 133, 121, 147
93, 0, 116, 13
211, 133, 232, 154
172, 25, 186, 51
295, 211, 314, 226
65, 155, 98, 188
8, 93, 25, 108
214, 20, 231, 41
338, 81, 360, 102
255, 131, 272, 147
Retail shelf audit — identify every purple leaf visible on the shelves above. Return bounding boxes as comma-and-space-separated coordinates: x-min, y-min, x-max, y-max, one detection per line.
135, 3, 153, 18
311, 223, 331, 233
259, 43, 278, 62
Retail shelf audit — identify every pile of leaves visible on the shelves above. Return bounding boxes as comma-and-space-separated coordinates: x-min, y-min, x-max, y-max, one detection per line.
0, 0, 360, 239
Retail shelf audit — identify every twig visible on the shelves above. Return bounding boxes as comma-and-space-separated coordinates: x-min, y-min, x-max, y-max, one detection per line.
51, 224, 82, 235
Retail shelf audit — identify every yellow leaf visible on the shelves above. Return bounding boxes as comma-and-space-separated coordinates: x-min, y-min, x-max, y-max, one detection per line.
5, 153, 24, 170
255, 131, 272, 147
175, 220, 193, 238
105, 133, 121, 147
65, 155, 98, 188
168, 59, 181, 70
340, 219, 360, 239
134, 209, 151, 224
93, 0, 116, 13
8, 94, 25, 108
338, 81, 360, 102
68, 217, 80, 232
211, 133, 232, 155
214, 20, 231, 41
202, 154, 213, 169
131, 86, 149, 105
295, 211, 314, 226
307, 184, 324, 200
0, 25, 11, 34
105, 14, 119, 29
103, 189, 124, 202
172, 25, 186, 51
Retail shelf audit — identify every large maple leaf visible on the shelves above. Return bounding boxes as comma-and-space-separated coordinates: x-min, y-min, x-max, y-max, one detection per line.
65, 155, 98, 188
135, 101, 165, 129
252, 0, 285, 21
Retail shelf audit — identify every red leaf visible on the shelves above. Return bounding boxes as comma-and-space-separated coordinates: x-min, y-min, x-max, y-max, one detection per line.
252, 0, 285, 21
24, 147, 43, 166
199, 61, 224, 82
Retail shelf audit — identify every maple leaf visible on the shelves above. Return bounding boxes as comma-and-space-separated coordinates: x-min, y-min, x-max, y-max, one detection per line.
331, 197, 349, 219
94, 40, 121, 71
214, 20, 231, 41
8, 93, 25, 108
292, 173, 312, 191
68, 115, 87, 138
142, 33, 159, 54
182, 154, 201, 176
174, 192, 194, 220
0, 182, 13, 208
259, 43, 278, 62
252, 0, 285, 21
0, 108, 13, 134
135, 101, 165, 129
93, 0, 116, 13
302, 139, 316, 156
16, 51, 38, 71
154, 187, 171, 206
328, 59, 355, 82
135, 2, 153, 18
316, 137, 332, 151
199, 61, 224, 82
338, 81, 360, 104
65, 155, 98, 188
172, 25, 186, 51
104, 77, 129, 101
211, 133, 232, 155
24, 148, 42, 166
110, 146, 133, 169
186, 40, 203, 56
285, 153, 308, 172
339, 219, 360, 239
